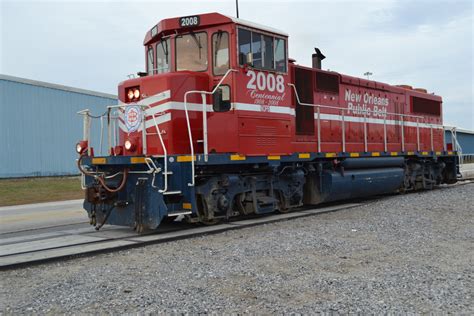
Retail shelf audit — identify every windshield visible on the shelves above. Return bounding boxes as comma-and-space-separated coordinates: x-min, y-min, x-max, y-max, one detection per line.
156, 38, 170, 74
176, 32, 208, 72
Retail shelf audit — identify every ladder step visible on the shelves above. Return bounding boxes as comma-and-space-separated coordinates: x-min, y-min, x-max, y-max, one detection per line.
167, 211, 192, 217
162, 190, 182, 195
163, 171, 173, 175
197, 139, 204, 143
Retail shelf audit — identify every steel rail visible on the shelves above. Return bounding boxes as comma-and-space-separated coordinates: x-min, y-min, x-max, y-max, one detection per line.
2, 182, 470, 270
0, 201, 364, 270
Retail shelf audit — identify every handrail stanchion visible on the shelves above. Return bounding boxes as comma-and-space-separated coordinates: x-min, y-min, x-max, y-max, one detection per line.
364, 112, 368, 152
83, 110, 91, 156
401, 116, 405, 152
443, 126, 447, 151
202, 93, 208, 162
183, 96, 195, 186
113, 113, 118, 148
107, 108, 112, 155
383, 116, 387, 152
430, 125, 434, 152
141, 109, 147, 156
317, 107, 321, 152
416, 118, 420, 152
99, 116, 104, 156
341, 109, 346, 152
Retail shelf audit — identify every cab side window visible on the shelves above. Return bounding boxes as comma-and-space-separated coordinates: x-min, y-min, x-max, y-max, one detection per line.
212, 32, 230, 75
274, 38, 286, 72
251, 32, 262, 68
147, 46, 154, 75
262, 35, 274, 70
238, 28, 251, 65
238, 27, 286, 73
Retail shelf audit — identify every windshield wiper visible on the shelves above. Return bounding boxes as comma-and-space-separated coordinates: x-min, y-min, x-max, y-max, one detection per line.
160, 39, 169, 63
190, 31, 202, 59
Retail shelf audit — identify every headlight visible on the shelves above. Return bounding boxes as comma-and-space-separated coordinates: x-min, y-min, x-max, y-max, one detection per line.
124, 140, 134, 151
133, 89, 140, 99
127, 89, 134, 101
76, 140, 88, 154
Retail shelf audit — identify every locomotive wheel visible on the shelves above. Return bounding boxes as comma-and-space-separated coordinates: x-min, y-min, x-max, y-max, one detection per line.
200, 218, 221, 226
276, 191, 291, 213
135, 223, 152, 234
278, 207, 290, 214
195, 194, 221, 225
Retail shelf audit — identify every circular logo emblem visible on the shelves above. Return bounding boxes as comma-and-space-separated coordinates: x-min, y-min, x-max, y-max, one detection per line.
124, 105, 142, 132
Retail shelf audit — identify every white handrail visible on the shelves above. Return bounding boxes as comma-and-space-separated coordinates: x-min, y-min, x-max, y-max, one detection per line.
288, 83, 435, 153
450, 127, 463, 165
77, 109, 91, 156
106, 102, 170, 193
288, 83, 425, 119
110, 103, 170, 192
183, 68, 237, 186
143, 105, 169, 193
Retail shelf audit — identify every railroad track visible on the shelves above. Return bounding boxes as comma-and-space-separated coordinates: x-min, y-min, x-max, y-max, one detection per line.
1, 181, 471, 270
0, 202, 365, 270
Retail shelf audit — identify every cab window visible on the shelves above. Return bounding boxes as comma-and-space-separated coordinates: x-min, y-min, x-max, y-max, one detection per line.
251, 32, 262, 68
212, 31, 230, 75
262, 35, 274, 70
274, 38, 286, 72
156, 38, 170, 74
238, 27, 287, 73
238, 28, 251, 64
147, 46, 154, 75
176, 32, 208, 72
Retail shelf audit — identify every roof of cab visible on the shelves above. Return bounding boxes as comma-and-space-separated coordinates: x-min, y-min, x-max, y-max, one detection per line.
143, 12, 288, 45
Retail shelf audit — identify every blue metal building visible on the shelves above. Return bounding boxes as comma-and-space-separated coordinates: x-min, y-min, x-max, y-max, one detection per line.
444, 126, 474, 163
0, 74, 117, 178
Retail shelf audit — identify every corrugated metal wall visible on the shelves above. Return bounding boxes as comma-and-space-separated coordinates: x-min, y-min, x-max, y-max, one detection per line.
0, 77, 117, 178
445, 130, 474, 154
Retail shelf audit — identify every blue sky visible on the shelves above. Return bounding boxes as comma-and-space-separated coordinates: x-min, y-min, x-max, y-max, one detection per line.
1, 0, 473, 129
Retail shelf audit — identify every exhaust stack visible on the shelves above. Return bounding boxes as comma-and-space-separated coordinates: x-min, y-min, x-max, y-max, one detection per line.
312, 48, 326, 69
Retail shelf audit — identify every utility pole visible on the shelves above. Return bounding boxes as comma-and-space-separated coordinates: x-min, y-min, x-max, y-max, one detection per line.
236, 0, 240, 18
364, 71, 373, 80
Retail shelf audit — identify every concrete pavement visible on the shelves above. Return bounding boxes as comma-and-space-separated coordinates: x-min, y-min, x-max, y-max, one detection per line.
460, 163, 474, 179
0, 199, 88, 234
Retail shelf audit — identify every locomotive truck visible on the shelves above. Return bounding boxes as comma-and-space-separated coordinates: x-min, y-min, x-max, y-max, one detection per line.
76, 13, 458, 232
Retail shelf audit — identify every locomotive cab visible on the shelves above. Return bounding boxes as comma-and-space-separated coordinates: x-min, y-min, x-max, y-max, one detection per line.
116, 12, 290, 157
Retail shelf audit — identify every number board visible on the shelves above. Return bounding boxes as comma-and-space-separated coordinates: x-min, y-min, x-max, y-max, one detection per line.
179, 15, 200, 28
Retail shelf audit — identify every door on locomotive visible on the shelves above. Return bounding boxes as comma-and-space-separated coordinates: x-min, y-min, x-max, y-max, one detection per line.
207, 24, 292, 156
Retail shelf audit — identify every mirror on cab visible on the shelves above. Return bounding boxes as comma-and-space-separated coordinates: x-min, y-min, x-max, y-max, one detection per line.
213, 86, 231, 112
246, 52, 253, 65
238, 52, 254, 66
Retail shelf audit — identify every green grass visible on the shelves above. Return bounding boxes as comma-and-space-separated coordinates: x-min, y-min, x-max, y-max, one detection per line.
0, 177, 84, 206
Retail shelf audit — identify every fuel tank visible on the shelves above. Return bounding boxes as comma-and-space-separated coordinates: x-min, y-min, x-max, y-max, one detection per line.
304, 167, 404, 204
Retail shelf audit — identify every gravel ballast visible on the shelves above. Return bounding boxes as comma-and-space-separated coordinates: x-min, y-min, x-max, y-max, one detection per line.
1, 183, 473, 313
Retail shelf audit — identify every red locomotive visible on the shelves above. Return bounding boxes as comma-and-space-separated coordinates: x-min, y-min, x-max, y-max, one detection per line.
77, 13, 458, 232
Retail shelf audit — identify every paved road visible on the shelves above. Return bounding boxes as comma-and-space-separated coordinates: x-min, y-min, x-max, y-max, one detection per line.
0, 200, 88, 234
460, 162, 474, 179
